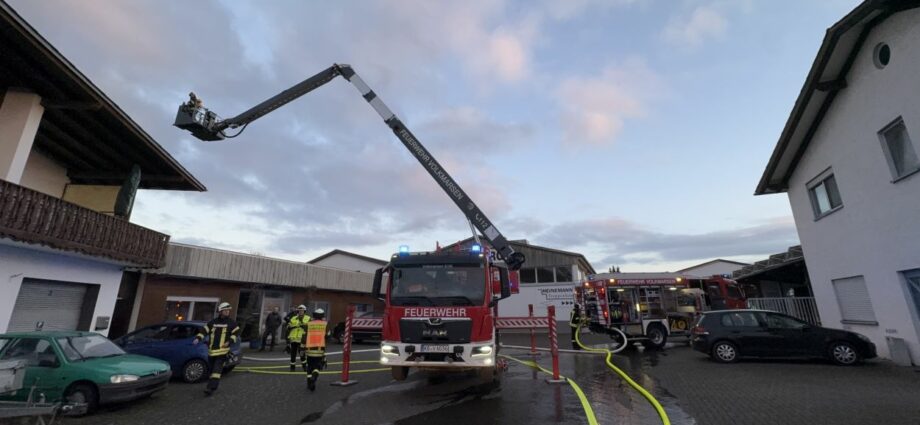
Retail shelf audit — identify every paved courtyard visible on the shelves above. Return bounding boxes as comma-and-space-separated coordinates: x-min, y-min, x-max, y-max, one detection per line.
53, 334, 920, 425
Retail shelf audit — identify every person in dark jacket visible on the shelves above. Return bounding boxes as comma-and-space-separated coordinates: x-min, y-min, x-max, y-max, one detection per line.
260, 307, 283, 352
570, 304, 584, 350
194, 302, 240, 396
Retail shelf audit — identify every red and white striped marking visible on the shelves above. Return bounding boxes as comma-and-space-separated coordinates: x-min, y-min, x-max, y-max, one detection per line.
352, 318, 383, 329
495, 317, 550, 329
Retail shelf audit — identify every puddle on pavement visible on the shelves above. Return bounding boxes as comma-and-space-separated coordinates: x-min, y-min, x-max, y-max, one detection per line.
302, 339, 696, 425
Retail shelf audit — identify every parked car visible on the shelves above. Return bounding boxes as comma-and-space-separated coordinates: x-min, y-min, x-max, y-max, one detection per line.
113, 321, 241, 383
0, 331, 171, 414
690, 310, 876, 365
332, 311, 382, 344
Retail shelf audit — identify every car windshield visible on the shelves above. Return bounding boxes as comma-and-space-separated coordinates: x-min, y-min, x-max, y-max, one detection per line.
390, 264, 485, 306
58, 335, 125, 361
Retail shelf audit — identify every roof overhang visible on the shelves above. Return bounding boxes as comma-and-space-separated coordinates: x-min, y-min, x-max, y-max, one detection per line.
0, 1, 205, 191
756, 0, 919, 195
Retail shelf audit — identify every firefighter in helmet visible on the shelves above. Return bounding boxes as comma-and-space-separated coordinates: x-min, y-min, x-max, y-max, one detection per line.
304, 308, 328, 392
287, 305, 310, 372
193, 302, 240, 395
569, 304, 584, 350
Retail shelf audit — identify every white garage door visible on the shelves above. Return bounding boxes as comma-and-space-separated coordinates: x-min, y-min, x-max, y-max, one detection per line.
8, 280, 87, 332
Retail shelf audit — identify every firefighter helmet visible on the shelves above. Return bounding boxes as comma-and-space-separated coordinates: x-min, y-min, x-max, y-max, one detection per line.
218, 302, 232, 312
313, 308, 325, 316
297, 304, 307, 311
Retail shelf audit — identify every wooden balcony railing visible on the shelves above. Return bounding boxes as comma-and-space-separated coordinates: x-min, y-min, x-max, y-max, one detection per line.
0, 179, 169, 268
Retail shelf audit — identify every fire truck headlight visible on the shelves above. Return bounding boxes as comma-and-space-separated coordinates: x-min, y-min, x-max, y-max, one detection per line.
483, 358, 493, 366
472, 345, 493, 356
382, 344, 399, 356
380, 356, 389, 364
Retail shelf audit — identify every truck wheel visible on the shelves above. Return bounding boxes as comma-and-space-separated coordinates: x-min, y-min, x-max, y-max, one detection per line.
642, 324, 668, 350
391, 366, 409, 381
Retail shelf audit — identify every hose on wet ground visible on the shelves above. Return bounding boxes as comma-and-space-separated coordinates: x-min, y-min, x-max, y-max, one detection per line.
235, 360, 389, 375
499, 354, 598, 425
574, 322, 671, 425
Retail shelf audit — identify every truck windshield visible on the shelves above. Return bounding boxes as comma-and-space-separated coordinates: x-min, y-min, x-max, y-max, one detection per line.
391, 264, 485, 306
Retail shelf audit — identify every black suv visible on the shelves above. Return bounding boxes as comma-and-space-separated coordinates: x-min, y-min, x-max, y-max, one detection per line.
691, 310, 876, 365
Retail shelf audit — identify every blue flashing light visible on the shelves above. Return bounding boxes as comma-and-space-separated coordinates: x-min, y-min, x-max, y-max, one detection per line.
398, 245, 410, 255
471, 243, 482, 253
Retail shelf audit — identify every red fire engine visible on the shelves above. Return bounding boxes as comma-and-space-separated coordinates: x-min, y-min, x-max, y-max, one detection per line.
575, 273, 746, 349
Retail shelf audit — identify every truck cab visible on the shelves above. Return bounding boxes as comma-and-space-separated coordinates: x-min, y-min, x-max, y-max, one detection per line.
372, 245, 511, 381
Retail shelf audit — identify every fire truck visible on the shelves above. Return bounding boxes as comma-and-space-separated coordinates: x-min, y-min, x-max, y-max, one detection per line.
174, 64, 524, 382
575, 273, 746, 349
371, 244, 513, 380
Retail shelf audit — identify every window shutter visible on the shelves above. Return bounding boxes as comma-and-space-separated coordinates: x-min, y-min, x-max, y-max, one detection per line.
832, 276, 877, 323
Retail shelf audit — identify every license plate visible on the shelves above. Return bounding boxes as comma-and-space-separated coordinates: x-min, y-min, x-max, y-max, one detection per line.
420, 344, 450, 353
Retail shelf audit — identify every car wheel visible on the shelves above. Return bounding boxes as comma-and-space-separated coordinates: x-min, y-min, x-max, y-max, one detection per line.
182, 359, 209, 383
829, 341, 860, 365
711, 341, 739, 363
642, 324, 668, 350
65, 383, 99, 415
391, 366, 409, 381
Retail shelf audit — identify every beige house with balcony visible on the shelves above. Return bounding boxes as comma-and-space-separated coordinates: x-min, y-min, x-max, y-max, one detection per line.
0, 2, 204, 336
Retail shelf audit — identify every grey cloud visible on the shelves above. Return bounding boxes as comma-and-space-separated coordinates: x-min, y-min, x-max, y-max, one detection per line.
534, 217, 799, 267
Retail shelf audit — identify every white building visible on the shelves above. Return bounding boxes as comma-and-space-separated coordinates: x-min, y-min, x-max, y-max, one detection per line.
444, 238, 595, 327
756, 0, 920, 365
308, 249, 387, 274
0, 3, 203, 336
677, 259, 749, 279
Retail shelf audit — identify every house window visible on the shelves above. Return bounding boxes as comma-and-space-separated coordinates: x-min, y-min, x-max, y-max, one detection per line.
519, 268, 536, 284
165, 296, 218, 322
904, 269, 920, 329
831, 276, 877, 325
879, 118, 920, 181
555, 266, 573, 282
807, 173, 842, 218
536, 267, 555, 283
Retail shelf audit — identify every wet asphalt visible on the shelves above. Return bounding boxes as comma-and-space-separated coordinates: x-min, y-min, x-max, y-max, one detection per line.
53, 332, 920, 425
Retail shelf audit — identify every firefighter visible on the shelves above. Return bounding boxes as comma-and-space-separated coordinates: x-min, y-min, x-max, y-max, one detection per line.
287, 305, 310, 372
304, 308, 328, 392
569, 304, 583, 350
193, 302, 240, 396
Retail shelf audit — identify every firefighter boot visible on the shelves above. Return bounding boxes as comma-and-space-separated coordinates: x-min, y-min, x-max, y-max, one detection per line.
307, 373, 317, 392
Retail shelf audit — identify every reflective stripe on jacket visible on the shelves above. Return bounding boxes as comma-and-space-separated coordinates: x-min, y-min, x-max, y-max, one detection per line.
196, 317, 240, 357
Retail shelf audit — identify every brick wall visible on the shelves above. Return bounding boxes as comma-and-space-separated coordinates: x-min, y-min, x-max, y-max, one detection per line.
136, 275, 241, 328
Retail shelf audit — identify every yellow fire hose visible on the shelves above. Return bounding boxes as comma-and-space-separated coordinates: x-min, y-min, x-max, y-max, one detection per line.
574, 322, 671, 425
236, 360, 389, 375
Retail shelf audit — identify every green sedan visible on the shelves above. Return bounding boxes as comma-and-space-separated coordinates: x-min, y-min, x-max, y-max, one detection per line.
0, 331, 171, 414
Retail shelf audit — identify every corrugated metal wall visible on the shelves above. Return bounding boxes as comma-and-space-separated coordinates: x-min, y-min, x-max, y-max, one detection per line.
155, 244, 373, 292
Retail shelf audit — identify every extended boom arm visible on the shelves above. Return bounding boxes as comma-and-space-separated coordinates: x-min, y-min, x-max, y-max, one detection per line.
174, 63, 525, 270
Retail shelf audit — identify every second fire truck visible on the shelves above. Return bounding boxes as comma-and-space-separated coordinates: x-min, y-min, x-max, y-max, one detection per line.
576, 273, 746, 349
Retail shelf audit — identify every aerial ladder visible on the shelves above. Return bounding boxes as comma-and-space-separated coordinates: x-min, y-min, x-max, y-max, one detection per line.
173, 64, 525, 270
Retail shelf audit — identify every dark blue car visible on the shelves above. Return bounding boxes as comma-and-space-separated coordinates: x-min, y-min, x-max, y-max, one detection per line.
114, 321, 242, 383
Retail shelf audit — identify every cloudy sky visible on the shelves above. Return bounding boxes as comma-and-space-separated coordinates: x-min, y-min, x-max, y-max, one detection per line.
11, 0, 862, 272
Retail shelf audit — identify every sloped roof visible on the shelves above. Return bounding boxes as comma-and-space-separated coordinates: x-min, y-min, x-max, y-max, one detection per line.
307, 249, 387, 266
0, 1, 204, 191
756, 0, 919, 195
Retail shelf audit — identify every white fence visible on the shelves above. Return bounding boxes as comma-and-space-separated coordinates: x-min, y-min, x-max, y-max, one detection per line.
747, 297, 821, 325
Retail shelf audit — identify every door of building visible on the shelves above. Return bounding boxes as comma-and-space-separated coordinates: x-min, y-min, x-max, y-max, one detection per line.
8, 279, 91, 332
